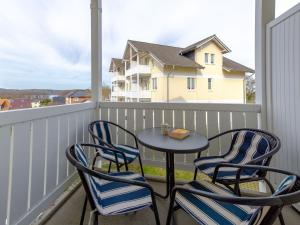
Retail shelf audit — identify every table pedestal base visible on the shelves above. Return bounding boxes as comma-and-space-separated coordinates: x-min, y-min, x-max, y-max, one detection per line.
154, 152, 175, 199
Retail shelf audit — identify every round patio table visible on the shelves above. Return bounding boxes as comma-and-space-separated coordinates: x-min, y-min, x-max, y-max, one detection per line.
137, 127, 209, 198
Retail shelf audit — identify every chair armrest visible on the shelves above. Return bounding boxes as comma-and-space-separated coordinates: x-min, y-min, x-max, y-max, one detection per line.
89, 132, 114, 148
109, 122, 139, 149
171, 185, 282, 206
76, 161, 154, 192
212, 163, 296, 183
81, 143, 128, 168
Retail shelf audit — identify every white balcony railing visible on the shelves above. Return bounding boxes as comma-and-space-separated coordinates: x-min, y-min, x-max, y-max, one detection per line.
0, 101, 262, 225
125, 64, 151, 76
111, 74, 125, 82
125, 90, 151, 99
111, 90, 125, 97
98, 102, 261, 170
0, 103, 96, 225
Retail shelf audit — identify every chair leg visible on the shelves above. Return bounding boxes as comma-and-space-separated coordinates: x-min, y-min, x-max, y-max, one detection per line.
138, 155, 145, 177
193, 168, 198, 180
108, 161, 112, 173
234, 182, 241, 196
264, 178, 285, 225
93, 213, 98, 225
80, 195, 88, 225
166, 191, 176, 225
150, 193, 160, 225
116, 162, 120, 172
92, 156, 98, 170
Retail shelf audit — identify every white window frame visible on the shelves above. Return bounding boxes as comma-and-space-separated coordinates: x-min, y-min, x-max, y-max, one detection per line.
152, 78, 157, 90
205, 53, 209, 64
208, 78, 213, 91
187, 77, 196, 90
211, 54, 215, 64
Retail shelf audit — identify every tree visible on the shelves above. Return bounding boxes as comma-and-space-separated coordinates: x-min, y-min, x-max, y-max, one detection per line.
245, 74, 255, 103
102, 85, 111, 101
40, 98, 52, 106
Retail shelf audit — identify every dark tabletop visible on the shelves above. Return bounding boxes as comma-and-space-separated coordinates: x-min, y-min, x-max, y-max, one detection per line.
137, 128, 209, 153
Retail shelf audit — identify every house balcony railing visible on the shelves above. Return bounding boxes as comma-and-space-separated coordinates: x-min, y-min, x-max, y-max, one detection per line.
98, 101, 261, 169
125, 90, 151, 99
0, 103, 96, 225
111, 74, 125, 82
111, 89, 125, 97
0, 101, 262, 225
125, 64, 151, 77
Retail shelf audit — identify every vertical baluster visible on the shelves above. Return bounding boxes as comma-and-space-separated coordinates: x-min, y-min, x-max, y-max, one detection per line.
164, 109, 173, 127
45, 117, 59, 195
173, 110, 185, 167
153, 109, 164, 164
196, 111, 208, 157
109, 108, 118, 144
185, 111, 197, 164
207, 111, 220, 156
0, 126, 12, 225
10, 122, 31, 225
126, 108, 135, 146
59, 115, 68, 183
135, 108, 144, 158
68, 115, 74, 175
118, 108, 126, 145
219, 111, 232, 155
29, 119, 46, 209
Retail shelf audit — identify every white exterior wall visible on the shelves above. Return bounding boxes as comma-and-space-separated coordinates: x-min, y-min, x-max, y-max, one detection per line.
266, 3, 300, 188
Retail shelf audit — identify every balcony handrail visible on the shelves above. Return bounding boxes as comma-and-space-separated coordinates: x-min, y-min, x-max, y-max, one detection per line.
98, 102, 261, 113
0, 102, 96, 127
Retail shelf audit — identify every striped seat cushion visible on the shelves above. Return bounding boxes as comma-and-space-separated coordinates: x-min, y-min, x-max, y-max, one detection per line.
96, 144, 140, 164
74, 144, 89, 167
194, 131, 270, 180
176, 180, 257, 225
92, 121, 140, 164
93, 121, 113, 145
274, 175, 297, 195
73, 145, 151, 215
89, 171, 152, 215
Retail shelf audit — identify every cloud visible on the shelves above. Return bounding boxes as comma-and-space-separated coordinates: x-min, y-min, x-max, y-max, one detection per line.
102, 0, 256, 85
0, 0, 91, 89
9, 0, 299, 89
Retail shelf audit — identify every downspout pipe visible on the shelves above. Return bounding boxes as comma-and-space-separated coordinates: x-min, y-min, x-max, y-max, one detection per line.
167, 65, 175, 103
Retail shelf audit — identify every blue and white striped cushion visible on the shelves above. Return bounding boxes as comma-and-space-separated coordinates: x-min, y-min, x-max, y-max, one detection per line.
88, 171, 152, 215
74, 144, 89, 167
176, 180, 257, 225
274, 175, 297, 195
94, 144, 140, 164
74, 146, 151, 215
92, 122, 140, 164
194, 131, 270, 180
93, 121, 113, 145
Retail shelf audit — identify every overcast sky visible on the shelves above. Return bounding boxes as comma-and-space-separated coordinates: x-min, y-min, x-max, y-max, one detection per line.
0, 0, 299, 90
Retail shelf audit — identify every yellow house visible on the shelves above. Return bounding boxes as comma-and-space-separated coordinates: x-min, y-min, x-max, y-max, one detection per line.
110, 35, 254, 103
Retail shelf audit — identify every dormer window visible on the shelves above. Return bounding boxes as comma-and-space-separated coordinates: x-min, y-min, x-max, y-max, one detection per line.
205, 53, 215, 65
211, 54, 215, 64
205, 53, 209, 64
